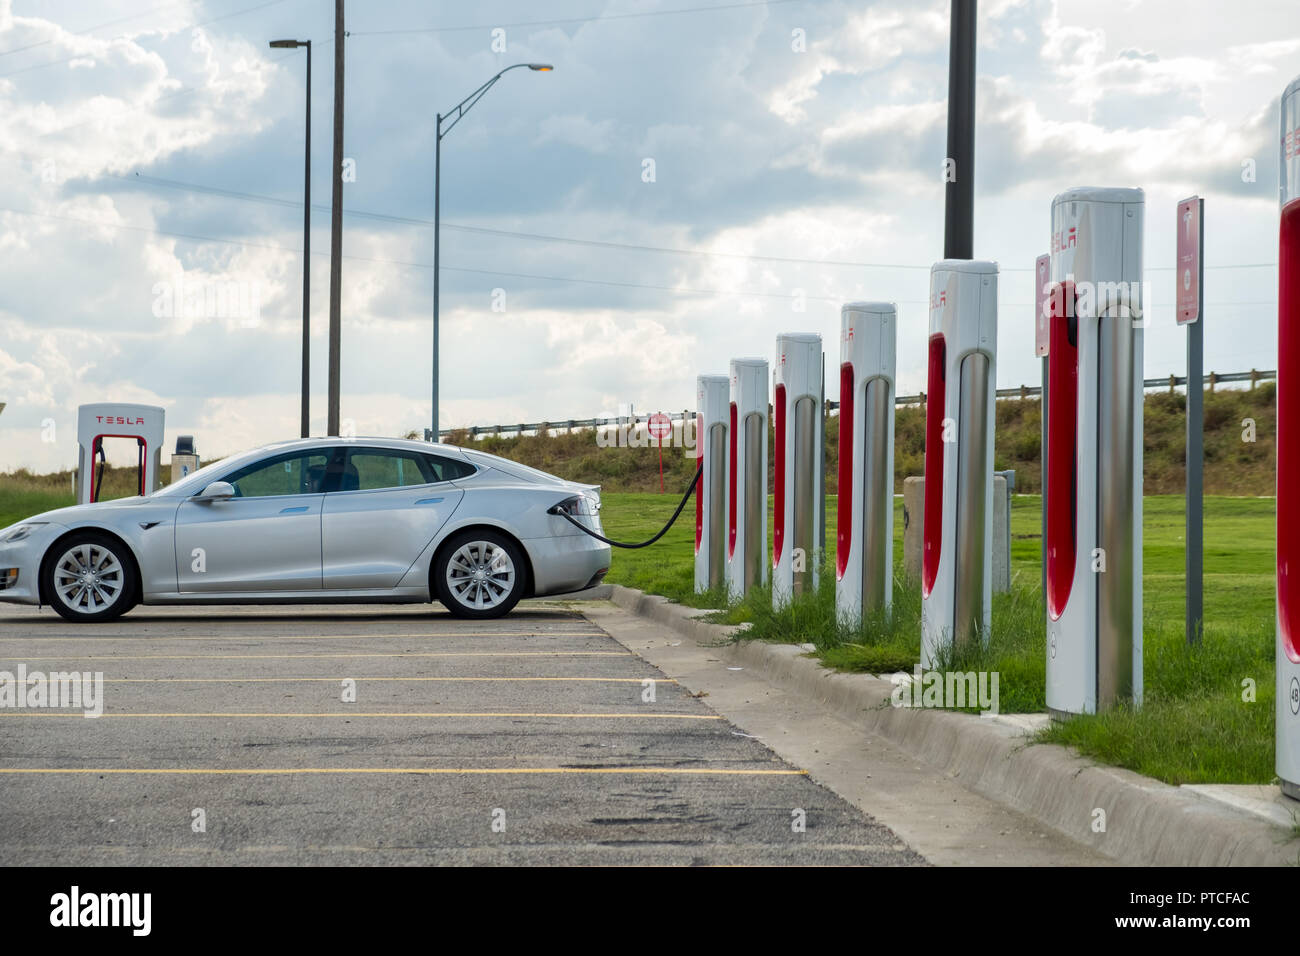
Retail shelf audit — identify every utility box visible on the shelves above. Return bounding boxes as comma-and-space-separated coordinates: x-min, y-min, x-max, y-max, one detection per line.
725, 358, 769, 601
773, 333, 824, 610
1276, 73, 1300, 800
904, 475, 1009, 593
835, 303, 897, 628
694, 375, 729, 594
1044, 186, 1145, 719
921, 260, 999, 667
171, 435, 199, 485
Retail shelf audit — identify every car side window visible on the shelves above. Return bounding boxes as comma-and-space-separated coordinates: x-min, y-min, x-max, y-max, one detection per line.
222, 452, 332, 497
345, 450, 440, 491
424, 454, 476, 482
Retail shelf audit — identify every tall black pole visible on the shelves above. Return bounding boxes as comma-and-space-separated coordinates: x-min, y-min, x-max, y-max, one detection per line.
944, 0, 976, 260
326, 0, 344, 436
432, 115, 441, 443
301, 41, 311, 439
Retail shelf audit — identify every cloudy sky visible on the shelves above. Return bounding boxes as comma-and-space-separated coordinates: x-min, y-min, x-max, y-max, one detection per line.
0, 0, 1296, 471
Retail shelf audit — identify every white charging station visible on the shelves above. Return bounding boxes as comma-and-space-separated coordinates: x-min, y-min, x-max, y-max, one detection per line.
695, 373, 730, 594
921, 261, 998, 667
1044, 187, 1145, 718
773, 333, 824, 610
1276, 75, 1300, 798
75, 403, 165, 504
726, 357, 769, 601
835, 303, 897, 628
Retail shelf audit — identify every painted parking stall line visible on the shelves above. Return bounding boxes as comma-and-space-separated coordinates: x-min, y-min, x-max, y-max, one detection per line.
0, 603, 921, 865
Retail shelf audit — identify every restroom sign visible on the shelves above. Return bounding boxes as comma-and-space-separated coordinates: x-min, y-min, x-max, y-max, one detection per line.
1176, 196, 1201, 325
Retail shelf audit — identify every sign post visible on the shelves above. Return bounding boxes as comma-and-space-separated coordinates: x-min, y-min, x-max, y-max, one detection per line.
1035, 253, 1050, 597
1177, 196, 1204, 645
648, 412, 672, 493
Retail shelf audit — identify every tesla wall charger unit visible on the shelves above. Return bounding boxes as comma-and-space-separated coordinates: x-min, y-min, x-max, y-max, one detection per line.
695, 373, 730, 594
1045, 186, 1145, 719
921, 261, 998, 668
726, 357, 769, 601
773, 333, 824, 610
75, 403, 165, 504
835, 303, 897, 628
1278, 75, 1300, 798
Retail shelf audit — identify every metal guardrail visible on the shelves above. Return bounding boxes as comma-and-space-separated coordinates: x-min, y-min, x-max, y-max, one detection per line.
431, 369, 1276, 440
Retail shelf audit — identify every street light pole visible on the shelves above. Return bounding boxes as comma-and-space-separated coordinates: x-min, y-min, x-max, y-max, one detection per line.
943, 0, 976, 260
270, 38, 312, 438
327, 0, 344, 437
433, 110, 441, 444
431, 62, 553, 443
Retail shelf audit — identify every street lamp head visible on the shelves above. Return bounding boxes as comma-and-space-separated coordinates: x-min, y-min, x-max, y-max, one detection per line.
527, 64, 554, 71
269, 39, 304, 48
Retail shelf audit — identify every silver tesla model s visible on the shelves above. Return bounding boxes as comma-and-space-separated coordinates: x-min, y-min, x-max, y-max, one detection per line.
0, 438, 611, 622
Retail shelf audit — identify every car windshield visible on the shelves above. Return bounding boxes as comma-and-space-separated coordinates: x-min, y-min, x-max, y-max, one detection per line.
152, 455, 237, 497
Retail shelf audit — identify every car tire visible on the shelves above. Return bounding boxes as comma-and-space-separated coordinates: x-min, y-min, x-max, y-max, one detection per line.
43, 532, 137, 623
434, 529, 527, 619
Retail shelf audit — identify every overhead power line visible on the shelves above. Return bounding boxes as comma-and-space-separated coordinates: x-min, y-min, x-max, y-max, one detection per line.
0, 1, 186, 58
349, 0, 806, 37
0, 202, 1280, 312
108, 172, 1278, 275
0, 0, 295, 79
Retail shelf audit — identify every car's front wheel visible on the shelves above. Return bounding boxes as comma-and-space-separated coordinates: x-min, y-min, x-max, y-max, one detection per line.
434, 530, 527, 619
44, 533, 137, 623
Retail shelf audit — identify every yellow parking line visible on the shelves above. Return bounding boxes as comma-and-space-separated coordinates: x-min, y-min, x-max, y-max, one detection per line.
0, 711, 719, 719
0, 767, 805, 776
0, 632, 604, 642
97, 676, 675, 683
0, 651, 631, 661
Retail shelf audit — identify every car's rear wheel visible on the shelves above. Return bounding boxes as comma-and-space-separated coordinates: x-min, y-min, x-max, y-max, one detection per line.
44, 533, 137, 623
434, 530, 526, 619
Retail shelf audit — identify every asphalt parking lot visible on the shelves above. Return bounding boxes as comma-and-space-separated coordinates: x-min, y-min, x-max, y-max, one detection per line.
0, 602, 924, 865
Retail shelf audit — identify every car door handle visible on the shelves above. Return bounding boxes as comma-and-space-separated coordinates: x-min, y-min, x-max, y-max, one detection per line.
414, 497, 444, 505
279, 506, 310, 514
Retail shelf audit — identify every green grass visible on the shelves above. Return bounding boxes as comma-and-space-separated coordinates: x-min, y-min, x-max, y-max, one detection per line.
600, 490, 1278, 785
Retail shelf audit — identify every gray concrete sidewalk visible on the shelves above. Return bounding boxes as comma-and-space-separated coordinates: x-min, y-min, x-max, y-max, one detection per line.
590, 585, 1300, 867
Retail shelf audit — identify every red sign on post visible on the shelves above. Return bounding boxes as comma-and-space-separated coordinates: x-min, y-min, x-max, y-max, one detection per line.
647, 413, 672, 439
1035, 253, 1050, 356
1177, 196, 1202, 325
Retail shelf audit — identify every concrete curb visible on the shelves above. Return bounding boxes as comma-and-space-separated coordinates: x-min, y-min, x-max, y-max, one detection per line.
599, 584, 1299, 867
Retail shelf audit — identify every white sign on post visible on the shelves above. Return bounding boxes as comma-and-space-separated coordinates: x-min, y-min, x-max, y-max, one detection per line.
1035, 253, 1050, 356
1177, 197, 1202, 325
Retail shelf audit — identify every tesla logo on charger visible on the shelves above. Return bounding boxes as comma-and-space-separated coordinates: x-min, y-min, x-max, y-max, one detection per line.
1051, 226, 1077, 253
95, 416, 145, 426
1285, 127, 1300, 161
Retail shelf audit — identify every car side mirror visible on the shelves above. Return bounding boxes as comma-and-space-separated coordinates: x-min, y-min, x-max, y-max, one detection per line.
195, 481, 235, 502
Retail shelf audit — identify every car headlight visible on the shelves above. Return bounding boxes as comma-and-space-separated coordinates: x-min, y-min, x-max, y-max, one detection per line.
1, 523, 45, 543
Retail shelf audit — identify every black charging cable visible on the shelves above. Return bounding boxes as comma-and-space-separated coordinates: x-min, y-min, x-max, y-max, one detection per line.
548, 463, 703, 549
